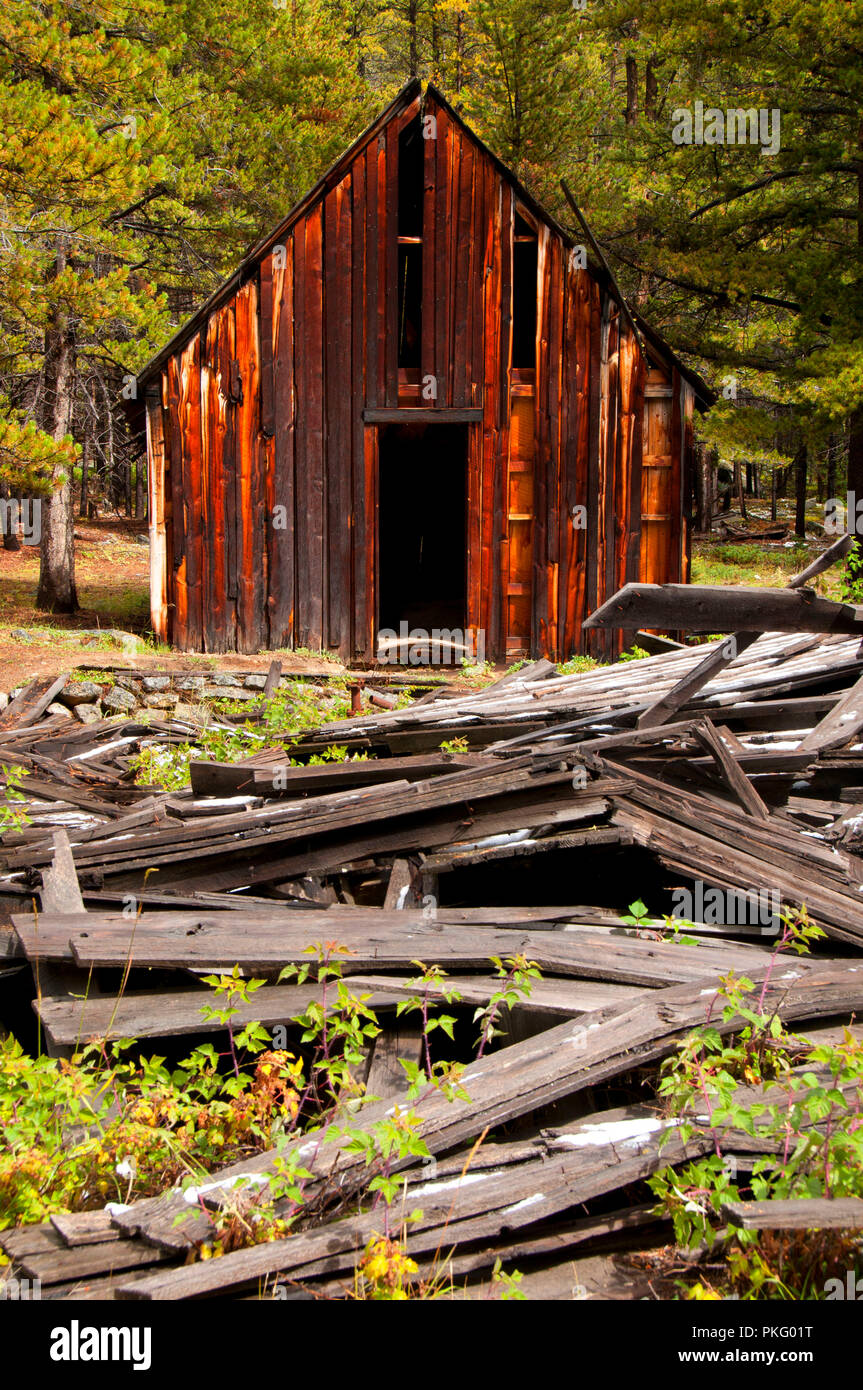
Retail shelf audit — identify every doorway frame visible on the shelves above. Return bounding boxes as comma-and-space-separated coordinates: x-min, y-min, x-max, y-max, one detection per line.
368, 413, 484, 664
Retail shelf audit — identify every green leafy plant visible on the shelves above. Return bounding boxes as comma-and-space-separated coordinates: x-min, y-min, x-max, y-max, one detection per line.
647, 907, 863, 1297
0, 765, 30, 835
439, 736, 469, 754
620, 899, 699, 946
491, 1257, 527, 1300
474, 955, 541, 1058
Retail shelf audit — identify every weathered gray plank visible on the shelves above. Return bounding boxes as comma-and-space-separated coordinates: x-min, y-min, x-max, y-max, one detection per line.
722, 1197, 863, 1231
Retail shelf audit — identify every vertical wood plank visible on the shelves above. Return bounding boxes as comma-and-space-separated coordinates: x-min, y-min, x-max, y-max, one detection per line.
365, 140, 380, 412
421, 97, 436, 399
234, 279, 266, 652
325, 176, 353, 658
259, 256, 275, 439
452, 136, 473, 407
352, 160, 369, 659
669, 366, 684, 594
182, 335, 204, 653
165, 355, 187, 648
200, 317, 221, 651
220, 304, 239, 639
384, 124, 399, 409
681, 377, 695, 584
269, 238, 295, 648
145, 392, 168, 642
298, 207, 325, 650
622, 330, 644, 591
494, 180, 513, 662
434, 106, 451, 407
584, 288, 604, 658
378, 132, 392, 410
478, 167, 500, 652
532, 224, 551, 658
364, 423, 378, 652
546, 237, 563, 661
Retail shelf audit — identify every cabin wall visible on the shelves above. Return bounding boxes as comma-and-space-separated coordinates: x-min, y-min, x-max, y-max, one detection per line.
147, 90, 679, 662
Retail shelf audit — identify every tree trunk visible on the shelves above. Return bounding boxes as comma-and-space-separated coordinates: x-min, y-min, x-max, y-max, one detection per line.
794, 442, 808, 538
695, 443, 712, 532
455, 12, 464, 93
408, 0, 418, 77
430, 1, 439, 82
0, 481, 21, 551
848, 408, 863, 584
770, 465, 777, 521
645, 57, 658, 120
826, 433, 837, 507
734, 461, 746, 521
625, 56, 638, 125
845, 122, 863, 579
79, 425, 90, 518
36, 240, 78, 614
135, 456, 145, 519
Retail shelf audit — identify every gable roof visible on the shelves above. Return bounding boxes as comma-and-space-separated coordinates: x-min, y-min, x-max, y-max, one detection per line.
134, 78, 712, 408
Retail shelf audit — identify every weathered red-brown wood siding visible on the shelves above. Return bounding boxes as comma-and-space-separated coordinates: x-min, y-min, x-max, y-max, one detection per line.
146, 82, 687, 661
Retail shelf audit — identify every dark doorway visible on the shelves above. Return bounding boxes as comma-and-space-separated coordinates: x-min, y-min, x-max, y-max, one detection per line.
377, 422, 468, 651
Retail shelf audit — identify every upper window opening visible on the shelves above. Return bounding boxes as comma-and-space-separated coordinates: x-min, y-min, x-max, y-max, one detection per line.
512, 210, 537, 370
397, 115, 424, 369
398, 116, 424, 239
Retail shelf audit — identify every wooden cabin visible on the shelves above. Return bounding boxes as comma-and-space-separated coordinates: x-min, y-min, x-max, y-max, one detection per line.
134, 80, 711, 663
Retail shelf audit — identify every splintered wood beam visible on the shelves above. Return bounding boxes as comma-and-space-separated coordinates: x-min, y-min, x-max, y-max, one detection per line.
39, 829, 87, 915
787, 532, 854, 589
383, 857, 414, 909
583, 583, 863, 635
16, 909, 774, 986
796, 670, 863, 754
722, 1197, 863, 1232
0, 673, 69, 733
689, 719, 770, 821
636, 536, 857, 730
637, 631, 760, 729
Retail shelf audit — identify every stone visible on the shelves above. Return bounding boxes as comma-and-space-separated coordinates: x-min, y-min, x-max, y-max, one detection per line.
143, 693, 177, 709
62, 681, 103, 705
79, 628, 140, 653
61, 681, 102, 706
173, 702, 205, 722
204, 685, 256, 700
73, 703, 102, 724
175, 675, 205, 692
45, 702, 72, 718
141, 676, 171, 693
10, 629, 36, 644
244, 673, 268, 690
103, 686, 138, 714
0, 693, 7, 713
209, 673, 242, 687
114, 674, 140, 690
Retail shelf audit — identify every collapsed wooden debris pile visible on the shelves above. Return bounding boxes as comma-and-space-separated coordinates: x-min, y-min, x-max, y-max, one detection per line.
4, 567, 863, 1298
